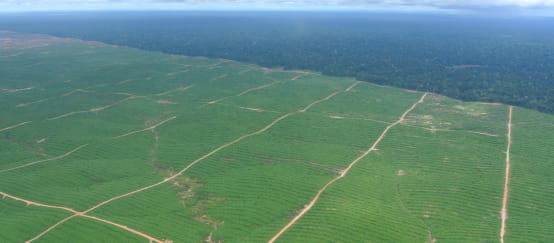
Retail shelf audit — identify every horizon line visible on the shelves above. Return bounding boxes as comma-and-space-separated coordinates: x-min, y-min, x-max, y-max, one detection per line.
0, 6, 553, 17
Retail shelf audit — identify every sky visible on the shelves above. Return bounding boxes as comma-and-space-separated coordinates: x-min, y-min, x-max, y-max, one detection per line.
1, 0, 554, 14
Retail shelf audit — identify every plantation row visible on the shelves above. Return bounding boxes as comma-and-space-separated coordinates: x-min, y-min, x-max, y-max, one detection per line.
1, 33, 553, 242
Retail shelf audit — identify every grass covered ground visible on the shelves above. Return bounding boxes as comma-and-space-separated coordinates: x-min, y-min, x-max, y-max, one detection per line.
1, 32, 553, 242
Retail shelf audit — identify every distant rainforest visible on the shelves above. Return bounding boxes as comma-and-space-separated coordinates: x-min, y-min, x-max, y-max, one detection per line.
2, 11, 552, 113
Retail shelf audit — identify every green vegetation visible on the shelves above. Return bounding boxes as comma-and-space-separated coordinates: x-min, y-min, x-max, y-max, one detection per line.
279, 95, 508, 242
39, 217, 146, 242
2, 12, 553, 113
507, 108, 554, 242
0, 198, 71, 242
1, 32, 553, 242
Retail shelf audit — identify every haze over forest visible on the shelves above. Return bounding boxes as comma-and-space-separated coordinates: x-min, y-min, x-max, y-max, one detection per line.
1, 11, 552, 113
1, 2, 553, 243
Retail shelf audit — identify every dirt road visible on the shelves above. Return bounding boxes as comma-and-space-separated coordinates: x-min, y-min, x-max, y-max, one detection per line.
113, 116, 177, 139
500, 106, 513, 243
0, 121, 32, 133
0, 192, 166, 243
28, 82, 358, 242
27, 81, 360, 242
238, 81, 280, 96
0, 144, 88, 173
268, 93, 427, 243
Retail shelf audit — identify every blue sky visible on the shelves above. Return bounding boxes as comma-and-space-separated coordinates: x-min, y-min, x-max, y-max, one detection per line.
1, 0, 554, 14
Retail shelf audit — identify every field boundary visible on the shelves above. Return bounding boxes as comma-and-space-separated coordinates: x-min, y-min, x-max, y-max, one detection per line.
24, 81, 360, 242
268, 92, 427, 243
112, 116, 177, 139
0, 144, 88, 173
0, 121, 32, 133
500, 106, 513, 243
44, 94, 147, 120
0, 192, 167, 243
205, 78, 293, 106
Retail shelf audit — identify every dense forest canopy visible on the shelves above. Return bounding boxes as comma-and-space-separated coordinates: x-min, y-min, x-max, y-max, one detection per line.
1, 11, 553, 113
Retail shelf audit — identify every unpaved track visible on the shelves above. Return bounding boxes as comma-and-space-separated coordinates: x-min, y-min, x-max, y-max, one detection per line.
238, 106, 266, 112
299, 82, 360, 113
26, 215, 79, 243
237, 81, 281, 96
469, 131, 499, 137
80, 215, 167, 243
206, 72, 313, 105
19, 80, 151, 110
0, 121, 32, 133
28, 81, 359, 242
16, 98, 50, 108
47, 95, 144, 121
0, 87, 34, 93
290, 75, 304, 81
299, 91, 341, 113
84, 84, 357, 213
153, 85, 193, 97
112, 116, 177, 139
500, 106, 513, 243
47, 111, 89, 121
206, 80, 282, 105
16, 89, 91, 109
88, 95, 145, 113
345, 81, 361, 92
17, 89, 91, 108
268, 92, 427, 243
0, 192, 166, 243
0, 144, 88, 173
1, 192, 79, 214
61, 88, 91, 97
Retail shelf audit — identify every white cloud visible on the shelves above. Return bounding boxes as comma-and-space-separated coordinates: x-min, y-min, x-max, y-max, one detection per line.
1, 0, 554, 11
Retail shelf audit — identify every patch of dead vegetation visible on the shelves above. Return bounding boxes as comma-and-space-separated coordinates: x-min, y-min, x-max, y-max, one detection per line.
405, 114, 434, 126
160, 170, 225, 231
144, 118, 163, 128
206, 232, 223, 243
453, 105, 488, 116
